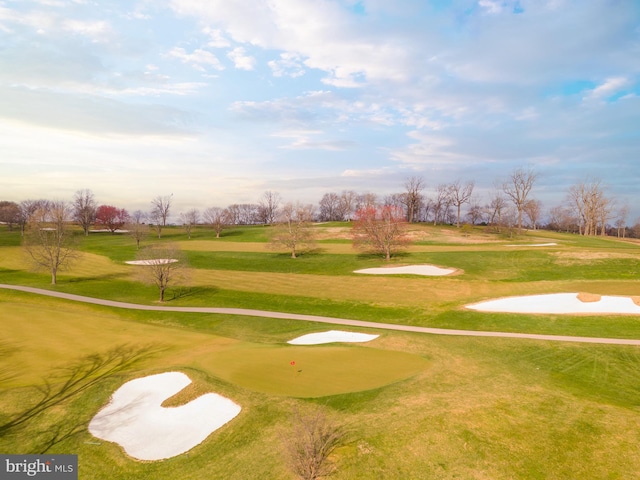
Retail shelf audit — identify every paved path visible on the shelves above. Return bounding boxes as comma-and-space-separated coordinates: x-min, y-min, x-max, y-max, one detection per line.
3, 284, 640, 346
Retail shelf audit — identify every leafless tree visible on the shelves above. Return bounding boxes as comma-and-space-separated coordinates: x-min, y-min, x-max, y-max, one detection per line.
258, 191, 281, 225
447, 180, 474, 227
338, 190, 358, 221
401, 176, 425, 223
567, 178, 611, 236
18, 199, 45, 236
615, 204, 629, 238
352, 205, 411, 260
0, 201, 20, 230
126, 210, 148, 249
523, 199, 542, 230
72, 189, 97, 236
203, 207, 228, 238
548, 205, 578, 233
135, 244, 189, 302
23, 200, 79, 284
269, 202, 316, 258
431, 184, 451, 225
179, 208, 200, 239
150, 194, 173, 238
502, 167, 537, 231
355, 192, 377, 211
466, 198, 485, 225
282, 407, 346, 480
318, 193, 342, 222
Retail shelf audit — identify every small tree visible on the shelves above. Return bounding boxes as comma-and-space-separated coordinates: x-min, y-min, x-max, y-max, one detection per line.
447, 180, 474, 228
269, 202, 315, 258
23, 200, 79, 284
283, 408, 346, 480
72, 189, 97, 236
95, 205, 129, 233
203, 207, 228, 238
352, 205, 410, 260
126, 210, 148, 249
179, 208, 200, 239
136, 244, 188, 302
0, 201, 20, 230
150, 194, 173, 238
502, 167, 537, 231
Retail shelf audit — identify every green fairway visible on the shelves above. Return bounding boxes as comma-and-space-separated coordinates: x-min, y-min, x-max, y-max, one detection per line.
2, 224, 640, 479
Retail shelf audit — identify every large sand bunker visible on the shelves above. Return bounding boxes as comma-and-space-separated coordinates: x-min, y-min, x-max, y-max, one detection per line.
288, 330, 379, 345
467, 293, 640, 315
355, 265, 456, 276
89, 372, 241, 461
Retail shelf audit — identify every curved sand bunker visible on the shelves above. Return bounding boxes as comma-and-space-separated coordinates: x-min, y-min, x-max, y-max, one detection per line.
89, 372, 241, 461
288, 330, 380, 345
355, 265, 456, 276
125, 259, 178, 265
467, 293, 640, 315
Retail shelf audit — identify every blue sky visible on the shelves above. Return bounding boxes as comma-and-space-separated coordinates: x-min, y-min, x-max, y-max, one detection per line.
1, 0, 639, 221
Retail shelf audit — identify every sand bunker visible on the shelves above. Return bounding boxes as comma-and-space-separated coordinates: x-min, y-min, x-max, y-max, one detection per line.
355, 265, 456, 276
467, 293, 640, 315
288, 330, 380, 345
89, 372, 241, 461
125, 259, 178, 265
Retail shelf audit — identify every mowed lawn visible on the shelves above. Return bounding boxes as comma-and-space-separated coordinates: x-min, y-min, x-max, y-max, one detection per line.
1, 225, 640, 478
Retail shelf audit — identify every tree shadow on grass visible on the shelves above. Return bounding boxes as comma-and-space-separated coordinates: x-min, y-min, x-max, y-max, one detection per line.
0, 344, 164, 451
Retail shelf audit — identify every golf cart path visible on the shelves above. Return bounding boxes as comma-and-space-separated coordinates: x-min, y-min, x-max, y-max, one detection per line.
2, 284, 640, 346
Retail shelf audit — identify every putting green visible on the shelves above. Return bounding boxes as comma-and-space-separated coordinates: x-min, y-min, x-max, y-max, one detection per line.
205, 344, 428, 397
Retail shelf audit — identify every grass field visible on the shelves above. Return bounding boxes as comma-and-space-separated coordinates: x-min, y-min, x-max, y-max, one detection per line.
1, 223, 640, 479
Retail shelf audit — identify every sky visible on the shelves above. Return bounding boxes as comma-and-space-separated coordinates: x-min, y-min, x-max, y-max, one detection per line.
1, 0, 639, 222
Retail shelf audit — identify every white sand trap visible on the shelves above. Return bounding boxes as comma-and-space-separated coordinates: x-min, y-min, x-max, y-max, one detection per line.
89, 372, 241, 461
354, 265, 456, 276
288, 330, 380, 345
505, 243, 557, 247
467, 293, 640, 315
125, 259, 178, 265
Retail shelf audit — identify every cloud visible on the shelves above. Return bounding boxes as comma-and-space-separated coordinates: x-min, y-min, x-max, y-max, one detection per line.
584, 77, 631, 101
165, 47, 224, 71
271, 129, 355, 150
227, 47, 255, 70
268, 52, 306, 77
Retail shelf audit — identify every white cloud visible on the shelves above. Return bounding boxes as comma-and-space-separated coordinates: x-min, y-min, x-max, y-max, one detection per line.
166, 47, 224, 71
227, 47, 255, 70
268, 52, 305, 77
585, 77, 630, 101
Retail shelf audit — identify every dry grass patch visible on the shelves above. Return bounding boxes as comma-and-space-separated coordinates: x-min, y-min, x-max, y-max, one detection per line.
552, 251, 639, 266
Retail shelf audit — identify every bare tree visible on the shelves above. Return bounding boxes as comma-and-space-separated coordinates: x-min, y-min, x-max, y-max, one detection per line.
17, 199, 44, 236
136, 244, 189, 302
150, 194, 173, 238
258, 191, 281, 225
179, 208, 200, 239
567, 178, 611, 236
23, 200, 79, 284
615, 204, 629, 238
352, 205, 411, 260
203, 207, 228, 238
338, 190, 358, 221
269, 202, 316, 258
355, 192, 377, 211
282, 407, 346, 480
72, 189, 97, 236
431, 184, 451, 225
0, 201, 20, 230
318, 193, 342, 222
523, 199, 542, 230
401, 176, 425, 223
126, 210, 148, 249
447, 180, 474, 227
502, 167, 537, 231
